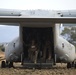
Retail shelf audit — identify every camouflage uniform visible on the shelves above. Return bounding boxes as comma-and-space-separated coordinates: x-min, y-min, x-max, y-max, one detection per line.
28, 40, 39, 63
43, 40, 52, 60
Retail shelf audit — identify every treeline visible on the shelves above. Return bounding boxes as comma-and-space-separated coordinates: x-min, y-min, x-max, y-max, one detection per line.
0, 45, 5, 52
61, 26, 76, 47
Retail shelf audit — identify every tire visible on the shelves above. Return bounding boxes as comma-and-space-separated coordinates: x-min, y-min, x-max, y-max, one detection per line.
1, 61, 6, 68
67, 62, 72, 68
6, 61, 9, 67
74, 63, 76, 68
9, 62, 13, 68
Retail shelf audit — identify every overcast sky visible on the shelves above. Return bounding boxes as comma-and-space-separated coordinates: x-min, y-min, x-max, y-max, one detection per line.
0, 0, 76, 10
0, 25, 19, 42
0, 0, 76, 42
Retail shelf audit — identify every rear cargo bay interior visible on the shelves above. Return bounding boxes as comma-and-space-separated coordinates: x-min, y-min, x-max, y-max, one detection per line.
22, 27, 54, 63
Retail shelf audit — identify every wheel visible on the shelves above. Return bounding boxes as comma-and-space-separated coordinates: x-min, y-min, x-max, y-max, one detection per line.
67, 62, 72, 68
8, 62, 13, 68
6, 61, 8, 67
1, 61, 6, 68
74, 63, 76, 68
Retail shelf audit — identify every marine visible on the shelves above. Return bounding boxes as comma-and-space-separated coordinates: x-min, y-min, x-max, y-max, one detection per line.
43, 39, 52, 61
28, 39, 39, 63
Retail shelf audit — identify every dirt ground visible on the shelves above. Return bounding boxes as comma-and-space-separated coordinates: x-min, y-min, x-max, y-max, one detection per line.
0, 51, 76, 75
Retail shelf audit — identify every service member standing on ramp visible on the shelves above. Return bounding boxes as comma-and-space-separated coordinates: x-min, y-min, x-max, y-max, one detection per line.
43, 38, 52, 61
28, 39, 39, 63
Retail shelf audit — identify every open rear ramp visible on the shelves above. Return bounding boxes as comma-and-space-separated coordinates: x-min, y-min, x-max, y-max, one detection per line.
21, 27, 55, 68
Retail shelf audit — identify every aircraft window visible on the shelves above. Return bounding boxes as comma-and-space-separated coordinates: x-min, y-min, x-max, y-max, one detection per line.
13, 43, 15, 48
62, 43, 64, 48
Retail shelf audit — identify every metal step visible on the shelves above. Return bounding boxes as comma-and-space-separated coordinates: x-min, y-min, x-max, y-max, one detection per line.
22, 58, 54, 68
23, 63, 53, 69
